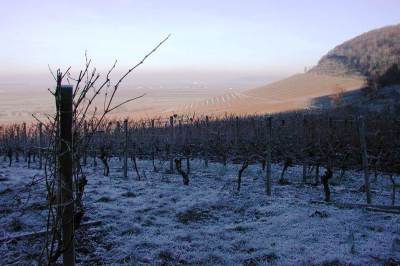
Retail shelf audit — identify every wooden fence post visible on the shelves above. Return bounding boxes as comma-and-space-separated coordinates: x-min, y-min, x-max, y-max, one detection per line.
265, 117, 272, 196
358, 115, 372, 204
59, 85, 75, 266
123, 119, 128, 178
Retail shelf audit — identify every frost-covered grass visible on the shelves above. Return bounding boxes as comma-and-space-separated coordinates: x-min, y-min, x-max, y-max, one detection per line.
0, 158, 399, 265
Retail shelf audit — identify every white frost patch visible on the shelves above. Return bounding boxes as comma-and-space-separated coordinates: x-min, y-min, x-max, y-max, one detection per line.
0, 159, 399, 265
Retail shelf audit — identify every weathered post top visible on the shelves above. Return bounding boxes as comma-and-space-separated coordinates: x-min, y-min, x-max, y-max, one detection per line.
60, 85, 73, 94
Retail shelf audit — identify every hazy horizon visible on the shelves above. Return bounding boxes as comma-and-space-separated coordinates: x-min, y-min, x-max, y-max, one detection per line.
1, 0, 399, 85
0, 0, 399, 123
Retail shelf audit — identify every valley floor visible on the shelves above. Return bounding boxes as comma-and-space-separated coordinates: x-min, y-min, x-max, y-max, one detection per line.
0, 159, 399, 265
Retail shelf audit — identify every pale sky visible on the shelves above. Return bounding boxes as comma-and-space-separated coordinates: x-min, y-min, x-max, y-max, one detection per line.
0, 0, 399, 83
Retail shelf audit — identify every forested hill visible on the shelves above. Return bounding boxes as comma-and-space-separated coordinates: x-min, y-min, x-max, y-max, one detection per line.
310, 24, 400, 77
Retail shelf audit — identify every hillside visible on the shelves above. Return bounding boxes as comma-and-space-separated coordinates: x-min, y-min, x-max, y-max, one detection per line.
167, 73, 365, 116
310, 24, 400, 77
170, 25, 400, 116
245, 73, 363, 101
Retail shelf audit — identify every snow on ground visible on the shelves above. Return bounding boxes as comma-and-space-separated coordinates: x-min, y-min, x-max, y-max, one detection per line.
0, 158, 399, 265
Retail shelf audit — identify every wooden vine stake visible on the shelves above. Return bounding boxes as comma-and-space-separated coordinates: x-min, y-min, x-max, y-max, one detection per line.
302, 117, 307, 183
83, 121, 88, 166
169, 116, 174, 173
235, 116, 239, 150
265, 117, 272, 196
123, 119, 128, 178
357, 115, 372, 204
38, 122, 43, 169
58, 82, 75, 266
204, 116, 209, 168
23, 122, 27, 162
